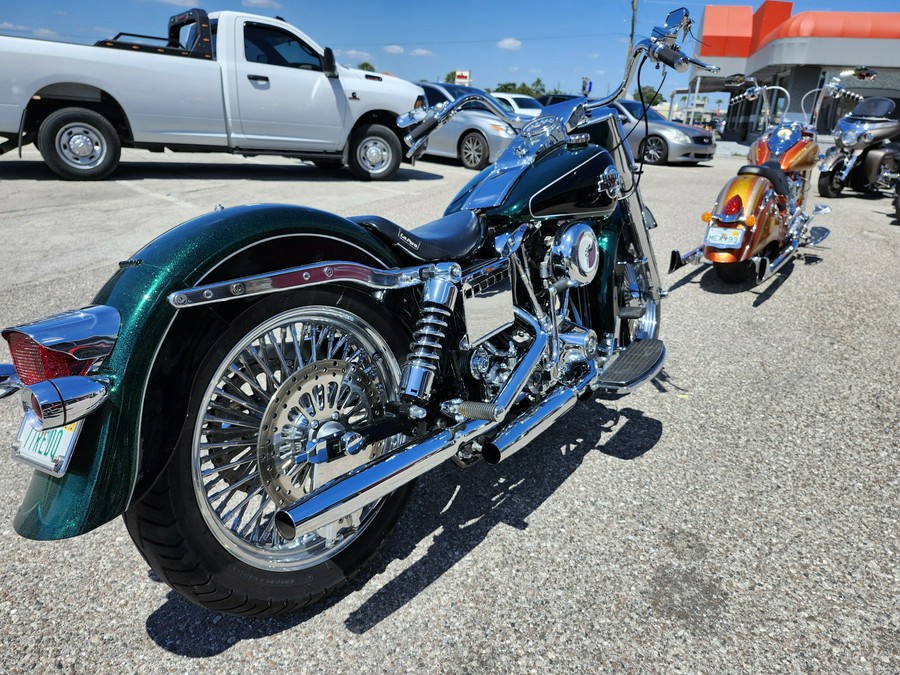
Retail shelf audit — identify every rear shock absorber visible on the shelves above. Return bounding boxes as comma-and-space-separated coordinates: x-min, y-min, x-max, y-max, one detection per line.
400, 263, 461, 403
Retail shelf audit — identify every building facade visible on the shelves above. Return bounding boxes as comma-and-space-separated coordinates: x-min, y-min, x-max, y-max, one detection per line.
690, 1, 900, 141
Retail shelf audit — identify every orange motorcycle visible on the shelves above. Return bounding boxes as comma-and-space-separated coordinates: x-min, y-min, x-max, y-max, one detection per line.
669, 76, 841, 284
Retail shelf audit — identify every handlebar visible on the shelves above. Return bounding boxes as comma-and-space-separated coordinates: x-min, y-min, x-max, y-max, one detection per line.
398, 7, 720, 153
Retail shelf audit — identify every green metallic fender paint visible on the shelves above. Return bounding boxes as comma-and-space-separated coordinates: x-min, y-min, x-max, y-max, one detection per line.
14, 204, 404, 540
593, 221, 622, 337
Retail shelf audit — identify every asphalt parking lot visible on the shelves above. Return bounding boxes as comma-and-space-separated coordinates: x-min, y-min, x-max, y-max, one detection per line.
0, 146, 898, 673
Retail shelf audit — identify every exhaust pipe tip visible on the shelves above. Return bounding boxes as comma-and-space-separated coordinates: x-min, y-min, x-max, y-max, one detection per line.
482, 442, 501, 465
274, 511, 297, 541
668, 250, 683, 274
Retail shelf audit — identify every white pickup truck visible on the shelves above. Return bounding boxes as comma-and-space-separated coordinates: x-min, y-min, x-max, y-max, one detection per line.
0, 9, 425, 180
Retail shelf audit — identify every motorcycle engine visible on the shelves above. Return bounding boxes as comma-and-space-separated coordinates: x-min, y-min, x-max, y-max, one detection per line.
549, 221, 600, 287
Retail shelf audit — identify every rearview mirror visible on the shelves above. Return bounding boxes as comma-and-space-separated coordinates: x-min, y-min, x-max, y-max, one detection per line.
724, 73, 747, 88
652, 7, 690, 41
323, 47, 338, 78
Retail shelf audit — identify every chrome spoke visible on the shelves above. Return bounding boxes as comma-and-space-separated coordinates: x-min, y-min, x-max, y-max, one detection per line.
192, 306, 401, 571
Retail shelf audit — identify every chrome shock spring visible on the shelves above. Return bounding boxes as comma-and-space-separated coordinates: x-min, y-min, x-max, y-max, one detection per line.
400, 276, 459, 402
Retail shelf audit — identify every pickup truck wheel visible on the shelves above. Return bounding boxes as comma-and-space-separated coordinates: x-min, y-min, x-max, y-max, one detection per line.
349, 124, 401, 181
38, 107, 121, 180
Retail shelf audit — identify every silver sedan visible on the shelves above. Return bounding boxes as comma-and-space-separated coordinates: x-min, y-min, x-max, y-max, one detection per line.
420, 82, 519, 170
611, 100, 716, 165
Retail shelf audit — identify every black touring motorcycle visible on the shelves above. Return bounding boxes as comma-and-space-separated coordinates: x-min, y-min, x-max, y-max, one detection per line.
0, 9, 717, 616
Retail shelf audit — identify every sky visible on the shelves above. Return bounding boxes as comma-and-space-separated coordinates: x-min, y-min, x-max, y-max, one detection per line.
2, 0, 897, 105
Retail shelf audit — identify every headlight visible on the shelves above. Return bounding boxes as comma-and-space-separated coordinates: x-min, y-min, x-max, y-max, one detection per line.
863, 131, 875, 142
489, 123, 515, 136
842, 130, 859, 146
662, 128, 692, 144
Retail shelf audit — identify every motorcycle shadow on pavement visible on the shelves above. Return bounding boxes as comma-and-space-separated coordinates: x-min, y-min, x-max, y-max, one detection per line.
668, 253, 822, 306
142, 399, 663, 654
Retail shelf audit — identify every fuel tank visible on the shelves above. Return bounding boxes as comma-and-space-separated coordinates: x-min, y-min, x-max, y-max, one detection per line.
748, 123, 819, 173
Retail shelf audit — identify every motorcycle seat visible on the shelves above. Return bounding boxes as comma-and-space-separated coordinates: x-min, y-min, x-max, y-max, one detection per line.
350, 210, 484, 262
738, 161, 792, 201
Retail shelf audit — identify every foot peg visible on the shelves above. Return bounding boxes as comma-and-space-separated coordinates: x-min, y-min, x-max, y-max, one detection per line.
594, 338, 666, 393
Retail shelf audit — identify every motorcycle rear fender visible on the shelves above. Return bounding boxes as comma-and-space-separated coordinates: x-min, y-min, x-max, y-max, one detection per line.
14, 204, 407, 540
703, 174, 780, 264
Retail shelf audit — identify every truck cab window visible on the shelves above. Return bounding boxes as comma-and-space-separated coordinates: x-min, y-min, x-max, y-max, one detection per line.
243, 23, 321, 70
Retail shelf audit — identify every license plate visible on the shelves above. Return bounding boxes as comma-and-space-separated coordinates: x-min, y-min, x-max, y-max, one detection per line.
13, 417, 82, 477
704, 226, 744, 249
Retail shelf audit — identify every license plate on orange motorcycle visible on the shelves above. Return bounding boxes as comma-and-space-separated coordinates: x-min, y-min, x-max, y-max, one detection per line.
13, 417, 82, 477
704, 226, 744, 249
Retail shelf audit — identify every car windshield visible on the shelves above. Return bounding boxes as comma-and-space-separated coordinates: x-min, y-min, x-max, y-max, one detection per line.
618, 100, 666, 122
441, 84, 507, 113
849, 97, 896, 119
511, 97, 542, 110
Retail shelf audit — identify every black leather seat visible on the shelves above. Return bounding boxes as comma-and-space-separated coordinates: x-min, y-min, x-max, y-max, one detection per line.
737, 161, 792, 201
350, 210, 484, 262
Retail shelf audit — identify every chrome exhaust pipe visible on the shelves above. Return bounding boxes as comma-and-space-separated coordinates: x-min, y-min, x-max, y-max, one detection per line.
274, 418, 491, 540
274, 308, 548, 540
482, 387, 577, 464
669, 246, 703, 274
481, 360, 596, 464
754, 238, 799, 283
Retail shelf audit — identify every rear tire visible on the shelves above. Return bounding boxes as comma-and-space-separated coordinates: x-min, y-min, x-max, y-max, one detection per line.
713, 260, 753, 284
124, 290, 413, 617
38, 107, 121, 180
348, 124, 401, 181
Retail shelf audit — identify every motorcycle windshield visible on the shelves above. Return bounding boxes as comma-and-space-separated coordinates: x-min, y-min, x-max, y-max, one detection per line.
849, 97, 895, 119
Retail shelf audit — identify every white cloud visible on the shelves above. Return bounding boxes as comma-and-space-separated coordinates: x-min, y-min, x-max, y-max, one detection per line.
588, 52, 601, 59
34, 28, 58, 36
497, 38, 522, 51
336, 49, 371, 60
507, 66, 520, 73
0, 22, 29, 30
383, 45, 404, 55
410, 48, 434, 57
243, 0, 283, 8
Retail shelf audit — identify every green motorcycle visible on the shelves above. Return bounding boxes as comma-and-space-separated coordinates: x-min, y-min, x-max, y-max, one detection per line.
0, 8, 717, 617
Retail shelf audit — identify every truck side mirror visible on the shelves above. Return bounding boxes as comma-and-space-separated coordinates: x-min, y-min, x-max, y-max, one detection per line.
323, 47, 338, 78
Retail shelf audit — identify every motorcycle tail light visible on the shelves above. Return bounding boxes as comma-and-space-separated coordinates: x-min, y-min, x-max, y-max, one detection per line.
5, 332, 93, 386
723, 195, 743, 217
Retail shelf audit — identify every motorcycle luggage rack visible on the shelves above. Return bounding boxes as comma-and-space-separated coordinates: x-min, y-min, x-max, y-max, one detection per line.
95, 8, 213, 60
594, 338, 666, 393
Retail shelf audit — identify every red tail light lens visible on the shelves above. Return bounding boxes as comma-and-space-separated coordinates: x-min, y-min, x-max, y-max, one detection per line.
6, 332, 93, 386
723, 195, 743, 217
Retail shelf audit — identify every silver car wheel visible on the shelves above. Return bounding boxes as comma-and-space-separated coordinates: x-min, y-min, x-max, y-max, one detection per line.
641, 136, 668, 165
460, 132, 488, 170
54, 122, 108, 170
356, 136, 392, 176
191, 306, 402, 571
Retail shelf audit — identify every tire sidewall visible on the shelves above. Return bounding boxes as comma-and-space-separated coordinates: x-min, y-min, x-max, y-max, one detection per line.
130, 288, 413, 614
38, 107, 121, 180
348, 123, 401, 181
